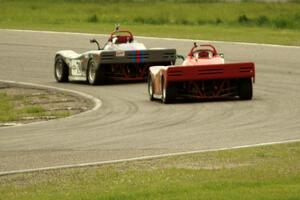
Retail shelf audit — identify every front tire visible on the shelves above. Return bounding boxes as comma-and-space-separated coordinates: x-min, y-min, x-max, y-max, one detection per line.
87, 60, 106, 85
54, 56, 69, 82
239, 78, 253, 100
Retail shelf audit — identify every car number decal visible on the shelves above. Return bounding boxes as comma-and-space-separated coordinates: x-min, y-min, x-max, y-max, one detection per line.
70, 60, 82, 76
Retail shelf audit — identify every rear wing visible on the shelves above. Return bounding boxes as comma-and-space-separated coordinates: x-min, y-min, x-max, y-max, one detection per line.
99, 49, 176, 64
166, 62, 255, 82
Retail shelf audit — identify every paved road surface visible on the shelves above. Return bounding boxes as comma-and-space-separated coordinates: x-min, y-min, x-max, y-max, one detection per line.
0, 29, 299, 173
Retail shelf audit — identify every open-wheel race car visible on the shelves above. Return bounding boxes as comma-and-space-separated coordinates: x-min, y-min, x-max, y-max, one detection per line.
148, 43, 255, 103
54, 27, 176, 85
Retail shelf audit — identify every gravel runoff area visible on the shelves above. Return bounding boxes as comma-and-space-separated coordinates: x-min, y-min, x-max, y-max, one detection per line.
0, 82, 94, 127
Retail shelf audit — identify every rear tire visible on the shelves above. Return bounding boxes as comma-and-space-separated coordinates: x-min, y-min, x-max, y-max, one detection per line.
161, 77, 176, 104
54, 56, 69, 82
239, 78, 253, 100
87, 60, 106, 85
148, 74, 154, 101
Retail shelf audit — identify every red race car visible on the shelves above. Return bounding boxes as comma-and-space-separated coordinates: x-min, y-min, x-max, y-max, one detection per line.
148, 43, 255, 103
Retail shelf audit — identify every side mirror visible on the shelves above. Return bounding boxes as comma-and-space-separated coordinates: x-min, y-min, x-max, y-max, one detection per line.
90, 39, 101, 50
219, 53, 224, 58
90, 39, 96, 43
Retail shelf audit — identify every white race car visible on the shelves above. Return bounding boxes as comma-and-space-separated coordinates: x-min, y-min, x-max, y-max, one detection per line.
54, 27, 176, 85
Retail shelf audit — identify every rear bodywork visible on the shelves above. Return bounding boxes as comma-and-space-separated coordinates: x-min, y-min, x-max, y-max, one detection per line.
54, 29, 176, 84
56, 48, 176, 82
148, 44, 255, 103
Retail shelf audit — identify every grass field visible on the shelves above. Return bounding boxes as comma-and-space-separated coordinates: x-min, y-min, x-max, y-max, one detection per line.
0, 142, 299, 200
1, 0, 300, 45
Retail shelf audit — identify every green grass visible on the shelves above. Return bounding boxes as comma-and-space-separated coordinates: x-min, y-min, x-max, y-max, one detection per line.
0, 142, 299, 200
0, 93, 16, 122
0, 91, 70, 123
20, 106, 45, 114
0, 92, 46, 122
0, 0, 300, 45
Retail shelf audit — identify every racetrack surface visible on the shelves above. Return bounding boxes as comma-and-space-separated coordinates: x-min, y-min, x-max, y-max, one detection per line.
0, 29, 299, 173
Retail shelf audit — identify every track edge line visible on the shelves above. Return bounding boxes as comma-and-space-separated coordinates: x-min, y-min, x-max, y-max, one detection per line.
1, 28, 300, 49
1, 138, 299, 176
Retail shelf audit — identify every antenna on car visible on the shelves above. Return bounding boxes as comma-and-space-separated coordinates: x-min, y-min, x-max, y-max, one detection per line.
115, 24, 120, 32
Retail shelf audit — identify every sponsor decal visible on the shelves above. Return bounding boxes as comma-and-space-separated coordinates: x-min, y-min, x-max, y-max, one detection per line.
131, 50, 145, 63
116, 50, 125, 57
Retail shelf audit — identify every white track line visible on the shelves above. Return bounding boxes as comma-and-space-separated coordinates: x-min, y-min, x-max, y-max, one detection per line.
1, 28, 300, 49
0, 80, 102, 128
1, 139, 300, 176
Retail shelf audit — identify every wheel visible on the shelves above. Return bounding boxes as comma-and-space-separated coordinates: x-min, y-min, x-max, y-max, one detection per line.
87, 60, 106, 85
54, 56, 69, 82
239, 78, 253, 100
148, 74, 154, 101
161, 77, 176, 104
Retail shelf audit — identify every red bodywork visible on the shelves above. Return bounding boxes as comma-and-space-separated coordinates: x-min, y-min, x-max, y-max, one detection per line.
165, 62, 255, 84
108, 30, 134, 44
148, 44, 255, 102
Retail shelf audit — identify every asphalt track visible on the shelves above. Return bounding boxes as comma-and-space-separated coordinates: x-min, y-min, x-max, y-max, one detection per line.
0, 29, 299, 174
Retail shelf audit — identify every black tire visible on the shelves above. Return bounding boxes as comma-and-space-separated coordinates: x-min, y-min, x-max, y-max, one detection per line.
239, 78, 253, 100
54, 56, 69, 82
161, 77, 176, 104
148, 74, 154, 101
87, 60, 106, 85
